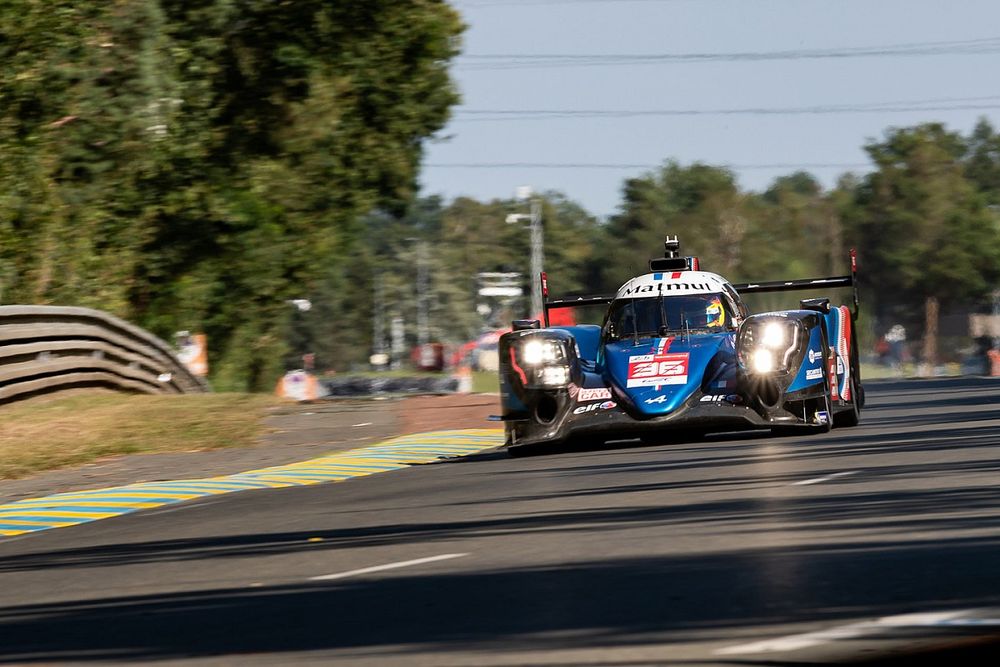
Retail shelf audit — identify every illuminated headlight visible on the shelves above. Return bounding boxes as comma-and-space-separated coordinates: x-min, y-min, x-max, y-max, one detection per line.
522, 339, 566, 365
739, 319, 800, 374
761, 322, 786, 348
752, 349, 775, 373
538, 365, 570, 387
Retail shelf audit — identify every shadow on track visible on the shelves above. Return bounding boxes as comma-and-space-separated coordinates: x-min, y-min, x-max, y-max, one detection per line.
2, 535, 1000, 663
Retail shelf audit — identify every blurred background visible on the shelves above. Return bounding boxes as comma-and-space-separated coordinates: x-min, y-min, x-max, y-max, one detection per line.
1, 0, 998, 392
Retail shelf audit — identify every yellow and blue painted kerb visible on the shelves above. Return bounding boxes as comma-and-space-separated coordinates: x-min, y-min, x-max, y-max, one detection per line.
0, 428, 503, 537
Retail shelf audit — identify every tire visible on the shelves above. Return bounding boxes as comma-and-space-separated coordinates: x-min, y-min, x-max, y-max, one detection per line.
834, 373, 861, 427
833, 336, 862, 428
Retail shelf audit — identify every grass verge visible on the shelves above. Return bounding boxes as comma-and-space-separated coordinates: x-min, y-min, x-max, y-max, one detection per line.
0, 393, 281, 481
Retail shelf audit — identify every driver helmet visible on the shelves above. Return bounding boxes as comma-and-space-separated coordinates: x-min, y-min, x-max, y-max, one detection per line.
705, 296, 725, 328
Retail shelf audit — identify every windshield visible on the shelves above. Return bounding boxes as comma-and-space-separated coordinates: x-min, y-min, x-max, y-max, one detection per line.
604, 293, 734, 339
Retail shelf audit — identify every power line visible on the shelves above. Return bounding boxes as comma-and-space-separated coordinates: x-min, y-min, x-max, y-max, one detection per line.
425, 162, 870, 170
457, 36, 1000, 69
452, 96, 1000, 121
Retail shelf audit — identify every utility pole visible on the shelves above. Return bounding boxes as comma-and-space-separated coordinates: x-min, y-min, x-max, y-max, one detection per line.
416, 241, 430, 346
371, 274, 386, 368
529, 198, 544, 318
506, 187, 544, 318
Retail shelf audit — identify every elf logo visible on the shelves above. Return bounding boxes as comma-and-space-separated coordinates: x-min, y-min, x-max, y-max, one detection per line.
573, 401, 617, 415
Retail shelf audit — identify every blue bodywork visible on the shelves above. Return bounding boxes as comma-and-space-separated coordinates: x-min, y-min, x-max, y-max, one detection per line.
499, 294, 859, 450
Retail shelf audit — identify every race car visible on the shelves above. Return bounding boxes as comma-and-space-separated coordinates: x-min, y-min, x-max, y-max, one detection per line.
498, 236, 863, 455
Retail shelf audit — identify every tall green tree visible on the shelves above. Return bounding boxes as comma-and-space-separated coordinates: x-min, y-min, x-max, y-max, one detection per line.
965, 117, 1000, 205
0, 0, 464, 390
855, 123, 1000, 366
604, 162, 751, 285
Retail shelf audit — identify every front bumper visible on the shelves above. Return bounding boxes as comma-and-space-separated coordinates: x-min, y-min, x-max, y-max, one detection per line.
506, 392, 782, 448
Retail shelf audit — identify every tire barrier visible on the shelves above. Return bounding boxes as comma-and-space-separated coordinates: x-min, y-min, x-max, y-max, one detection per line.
0, 305, 208, 404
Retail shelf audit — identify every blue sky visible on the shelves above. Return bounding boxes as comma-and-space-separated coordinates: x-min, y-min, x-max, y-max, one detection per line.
419, 0, 1000, 217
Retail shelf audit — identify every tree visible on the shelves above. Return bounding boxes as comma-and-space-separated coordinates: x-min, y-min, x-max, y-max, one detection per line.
965, 117, 1000, 205
856, 123, 1000, 368
0, 0, 464, 390
604, 162, 751, 285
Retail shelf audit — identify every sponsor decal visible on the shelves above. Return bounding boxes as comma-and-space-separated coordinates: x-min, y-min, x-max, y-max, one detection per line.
620, 282, 712, 296
805, 368, 823, 381
627, 352, 689, 388
816, 410, 830, 425
567, 383, 580, 399
700, 394, 742, 404
808, 348, 822, 364
828, 346, 839, 401
573, 400, 617, 415
577, 387, 612, 401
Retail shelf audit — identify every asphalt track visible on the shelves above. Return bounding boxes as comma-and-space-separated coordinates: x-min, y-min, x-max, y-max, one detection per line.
0, 377, 998, 665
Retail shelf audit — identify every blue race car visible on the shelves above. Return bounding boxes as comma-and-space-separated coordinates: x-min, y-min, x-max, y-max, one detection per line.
498, 237, 863, 455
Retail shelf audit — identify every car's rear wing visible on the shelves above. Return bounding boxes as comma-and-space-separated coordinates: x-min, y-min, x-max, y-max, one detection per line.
538, 249, 859, 327
732, 249, 859, 319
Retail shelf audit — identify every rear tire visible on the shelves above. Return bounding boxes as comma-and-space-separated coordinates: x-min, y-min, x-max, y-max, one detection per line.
834, 374, 861, 427
834, 336, 862, 428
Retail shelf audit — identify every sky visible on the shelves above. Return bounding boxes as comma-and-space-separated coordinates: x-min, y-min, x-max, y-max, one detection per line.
419, 0, 1000, 218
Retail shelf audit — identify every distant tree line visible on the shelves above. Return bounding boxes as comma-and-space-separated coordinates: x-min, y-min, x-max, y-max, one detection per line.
364, 120, 1000, 371
2, 2, 998, 388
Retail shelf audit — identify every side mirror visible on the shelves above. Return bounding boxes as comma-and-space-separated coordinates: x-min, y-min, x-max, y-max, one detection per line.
800, 297, 831, 314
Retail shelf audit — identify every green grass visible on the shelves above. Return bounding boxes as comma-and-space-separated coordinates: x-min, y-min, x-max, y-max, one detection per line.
472, 371, 500, 394
0, 393, 281, 480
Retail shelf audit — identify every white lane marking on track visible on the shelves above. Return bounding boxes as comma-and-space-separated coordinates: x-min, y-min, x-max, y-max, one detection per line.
142, 499, 224, 517
791, 470, 858, 486
352, 422, 373, 427
310, 553, 469, 581
715, 609, 984, 655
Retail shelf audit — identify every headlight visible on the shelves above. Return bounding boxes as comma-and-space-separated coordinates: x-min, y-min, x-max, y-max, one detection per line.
761, 322, 786, 348
739, 319, 800, 374
538, 366, 570, 387
522, 339, 566, 365
515, 337, 571, 387
752, 349, 775, 373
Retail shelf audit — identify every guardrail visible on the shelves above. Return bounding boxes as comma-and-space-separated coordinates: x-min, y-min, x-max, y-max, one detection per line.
0, 305, 208, 403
